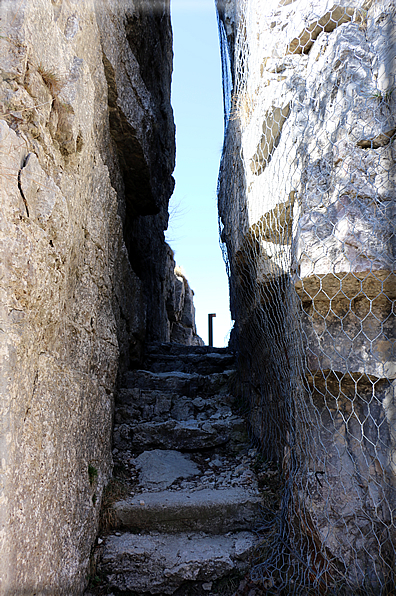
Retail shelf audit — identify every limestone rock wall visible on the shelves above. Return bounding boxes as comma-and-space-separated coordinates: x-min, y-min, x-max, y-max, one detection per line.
0, 0, 177, 593
217, 0, 395, 591
164, 250, 204, 346
96, 0, 176, 348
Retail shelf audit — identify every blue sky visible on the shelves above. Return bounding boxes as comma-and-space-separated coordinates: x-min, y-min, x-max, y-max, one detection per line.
167, 0, 232, 347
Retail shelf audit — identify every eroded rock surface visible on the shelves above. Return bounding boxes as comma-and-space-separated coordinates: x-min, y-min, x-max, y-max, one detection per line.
164, 249, 204, 346
0, 1, 195, 593
100, 532, 256, 596
217, 0, 395, 591
133, 449, 200, 490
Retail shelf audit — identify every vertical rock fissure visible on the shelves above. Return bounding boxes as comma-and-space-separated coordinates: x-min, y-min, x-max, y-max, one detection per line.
17, 157, 30, 218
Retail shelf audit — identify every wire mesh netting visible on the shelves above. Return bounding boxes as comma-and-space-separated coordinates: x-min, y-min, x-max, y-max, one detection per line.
216, 0, 395, 593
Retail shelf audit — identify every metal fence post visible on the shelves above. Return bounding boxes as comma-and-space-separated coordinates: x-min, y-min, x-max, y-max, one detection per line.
208, 313, 216, 347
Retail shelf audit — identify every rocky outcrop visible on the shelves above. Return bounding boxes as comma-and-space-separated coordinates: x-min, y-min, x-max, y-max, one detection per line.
217, 0, 395, 592
164, 249, 204, 346
0, 0, 189, 593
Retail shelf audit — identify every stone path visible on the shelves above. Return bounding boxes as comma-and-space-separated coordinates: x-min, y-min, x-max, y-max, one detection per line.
86, 343, 280, 596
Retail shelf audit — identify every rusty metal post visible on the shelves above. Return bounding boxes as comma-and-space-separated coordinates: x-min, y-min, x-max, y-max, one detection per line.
208, 313, 216, 347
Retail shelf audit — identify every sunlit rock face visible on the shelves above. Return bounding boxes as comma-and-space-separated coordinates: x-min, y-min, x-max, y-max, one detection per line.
0, 0, 175, 593
165, 248, 204, 347
217, 0, 395, 590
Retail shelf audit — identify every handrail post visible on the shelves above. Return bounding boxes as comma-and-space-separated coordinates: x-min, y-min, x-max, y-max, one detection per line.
208, 313, 216, 347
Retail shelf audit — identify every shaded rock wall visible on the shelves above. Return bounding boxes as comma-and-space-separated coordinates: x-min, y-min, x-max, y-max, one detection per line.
0, 0, 179, 593
96, 0, 176, 349
217, 0, 395, 591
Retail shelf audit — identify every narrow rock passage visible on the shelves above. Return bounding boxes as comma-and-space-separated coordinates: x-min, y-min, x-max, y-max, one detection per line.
86, 343, 278, 596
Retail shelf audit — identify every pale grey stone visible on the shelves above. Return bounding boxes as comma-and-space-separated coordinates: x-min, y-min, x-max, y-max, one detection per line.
101, 532, 257, 594
114, 486, 261, 534
134, 450, 200, 490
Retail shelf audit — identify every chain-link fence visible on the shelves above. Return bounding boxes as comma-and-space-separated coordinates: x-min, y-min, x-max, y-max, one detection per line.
216, 0, 395, 593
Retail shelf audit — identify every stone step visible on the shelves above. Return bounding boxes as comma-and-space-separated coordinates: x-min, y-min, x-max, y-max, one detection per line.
112, 448, 260, 499
91, 341, 258, 596
115, 386, 235, 426
99, 531, 257, 595
113, 415, 247, 452
113, 486, 261, 534
145, 341, 233, 356
143, 351, 236, 374
123, 369, 234, 397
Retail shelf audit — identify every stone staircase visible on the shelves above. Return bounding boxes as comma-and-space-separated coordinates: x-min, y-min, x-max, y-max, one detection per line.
88, 343, 264, 596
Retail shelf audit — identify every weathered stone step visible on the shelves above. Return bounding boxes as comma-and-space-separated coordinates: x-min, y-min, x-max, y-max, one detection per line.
143, 350, 236, 374
145, 341, 232, 356
132, 415, 245, 451
91, 341, 258, 596
114, 415, 246, 452
116, 386, 235, 426
123, 369, 234, 397
111, 448, 260, 503
113, 486, 261, 534
99, 531, 256, 595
